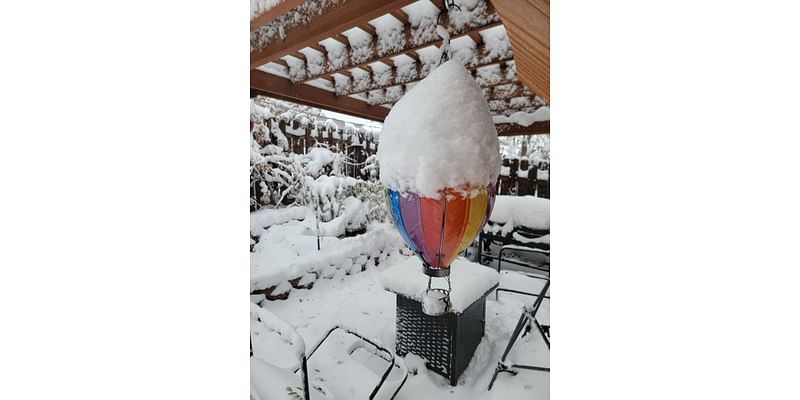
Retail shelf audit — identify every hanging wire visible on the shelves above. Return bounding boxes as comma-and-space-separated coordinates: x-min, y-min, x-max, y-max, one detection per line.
444, 0, 461, 12
435, 0, 462, 66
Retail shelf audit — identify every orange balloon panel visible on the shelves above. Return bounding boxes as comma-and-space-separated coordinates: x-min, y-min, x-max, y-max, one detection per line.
439, 189, 471, 268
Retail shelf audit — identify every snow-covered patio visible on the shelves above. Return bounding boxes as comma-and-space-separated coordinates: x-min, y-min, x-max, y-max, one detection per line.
250, 1, 550, 398
251, 176, 550, 399
251, 207, 549, 400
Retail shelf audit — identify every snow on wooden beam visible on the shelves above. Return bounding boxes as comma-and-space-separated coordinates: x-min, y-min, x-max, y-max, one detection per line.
341, 54, 515, 99
251, 0, 417, 69
250, 0, 307, 32
390, 10, 409, 24
488, 96, 543, 112
375, 66, 528, 108
487, 83, 533, 100
251, 69, 389, 121
294, 3, 501, 84
429, 0, 445, 9
495, 121, 549, 136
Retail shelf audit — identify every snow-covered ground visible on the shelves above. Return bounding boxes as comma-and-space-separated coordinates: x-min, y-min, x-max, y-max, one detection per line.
251, 212, 549, 399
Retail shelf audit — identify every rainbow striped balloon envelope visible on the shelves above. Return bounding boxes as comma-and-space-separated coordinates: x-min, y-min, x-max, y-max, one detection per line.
385, 184, 497, 276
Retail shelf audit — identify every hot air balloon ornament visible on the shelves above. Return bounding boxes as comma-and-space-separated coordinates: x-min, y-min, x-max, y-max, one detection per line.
377, 59, 501, 316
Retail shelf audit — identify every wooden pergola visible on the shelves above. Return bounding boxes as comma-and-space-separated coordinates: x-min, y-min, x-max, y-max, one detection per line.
250, 0, 549, 136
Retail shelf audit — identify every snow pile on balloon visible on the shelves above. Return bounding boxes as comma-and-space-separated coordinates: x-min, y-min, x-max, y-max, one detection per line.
377, 60, 500, 276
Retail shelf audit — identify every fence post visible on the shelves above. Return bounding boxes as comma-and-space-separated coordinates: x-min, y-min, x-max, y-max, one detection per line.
304, 124, 311, 153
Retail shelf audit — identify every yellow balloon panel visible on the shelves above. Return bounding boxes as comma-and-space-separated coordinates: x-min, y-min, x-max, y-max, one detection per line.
455, 187, 489, 255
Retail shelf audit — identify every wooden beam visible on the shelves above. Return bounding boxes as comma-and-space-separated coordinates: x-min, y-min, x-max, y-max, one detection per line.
495, 121, 549, 136
251, 70, 390, 121
390, 10, 409, 24
468, 31, 483, 45
307, 43, 327, 54
333, 34, 350, 46
488, 96, 540, 111
488, 92, 538, 103
488, 83, 532, 100
490, 0, 549, 103
359, 23, 377, 36
429, 0, 445, 10
251, 0, 417, 69
250, 0, 306, 32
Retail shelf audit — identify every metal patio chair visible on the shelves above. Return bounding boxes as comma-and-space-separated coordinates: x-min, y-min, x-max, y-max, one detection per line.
494, 244, 550, 301
487, 279, 550, 391
250, 303, 408, 400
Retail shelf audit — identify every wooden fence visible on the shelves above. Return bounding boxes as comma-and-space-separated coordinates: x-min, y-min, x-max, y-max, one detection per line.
255, 117, 549, 200
497, 158, 550, 198
264, 118, 377, 180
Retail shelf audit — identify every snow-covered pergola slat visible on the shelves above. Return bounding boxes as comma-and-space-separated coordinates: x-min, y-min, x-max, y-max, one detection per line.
377, 80, 537, 109
488, 84, 533, 100
250, 0, 307, 32
488, 96, 543, 111
251, 0, 419, 69
338, 54, 515, 98
250, 0, 549, 136
251, 70, 390, 121
494, 108, 541, 118
292, 8, 503, 85
371, 66, 534, 106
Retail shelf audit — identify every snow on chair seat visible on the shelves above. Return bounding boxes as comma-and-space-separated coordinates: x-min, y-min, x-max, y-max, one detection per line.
304, 327, 409, 400
486, 195, 549, 234
251, 302, 408, 400
479, 196, 550, 270
250, 357, 334, 400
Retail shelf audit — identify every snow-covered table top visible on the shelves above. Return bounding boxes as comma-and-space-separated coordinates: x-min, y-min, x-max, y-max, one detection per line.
488, 195, 550, 230
380, 257, 499, 313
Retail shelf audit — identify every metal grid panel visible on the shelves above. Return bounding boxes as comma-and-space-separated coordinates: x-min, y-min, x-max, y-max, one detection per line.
394, 291, 490, 385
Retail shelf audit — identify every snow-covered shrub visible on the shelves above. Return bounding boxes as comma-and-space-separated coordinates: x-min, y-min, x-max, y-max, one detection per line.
302, 174, 388, 235
341, 178, 388, 225
361, 154, 379, 180
251, 146, 345, 209
250, 98, 387, 222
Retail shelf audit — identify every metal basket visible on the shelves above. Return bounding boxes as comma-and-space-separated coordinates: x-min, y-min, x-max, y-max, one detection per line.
394, 286, 494, 386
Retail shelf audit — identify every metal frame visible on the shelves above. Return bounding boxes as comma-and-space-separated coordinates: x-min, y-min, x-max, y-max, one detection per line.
494, 244, 550, 301
487, 279, 550, 390
303, 326, 409, 400
478, 226, 549, 267
496, 287, 550, 301
251, 325, 408, 400
497, 245, 549, 274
